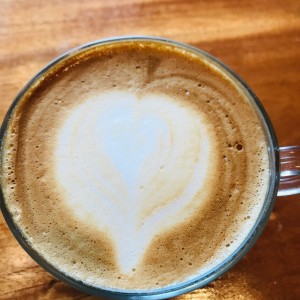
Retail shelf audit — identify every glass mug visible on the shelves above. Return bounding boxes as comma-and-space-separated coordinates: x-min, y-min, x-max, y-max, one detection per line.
0, 36, 299, 299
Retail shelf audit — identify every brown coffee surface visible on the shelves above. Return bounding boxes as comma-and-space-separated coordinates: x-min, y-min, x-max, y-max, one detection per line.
0, 40, 269, 291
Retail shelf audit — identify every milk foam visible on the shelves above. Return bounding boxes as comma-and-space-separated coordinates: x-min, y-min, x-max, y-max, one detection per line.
55, 90, 213, 273
1, 41, 270, 290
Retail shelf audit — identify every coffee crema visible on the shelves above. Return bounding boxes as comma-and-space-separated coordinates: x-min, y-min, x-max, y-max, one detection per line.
1, 40, 269, 291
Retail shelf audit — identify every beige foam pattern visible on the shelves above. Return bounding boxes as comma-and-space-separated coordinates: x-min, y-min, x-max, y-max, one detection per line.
1, 41, 269, 291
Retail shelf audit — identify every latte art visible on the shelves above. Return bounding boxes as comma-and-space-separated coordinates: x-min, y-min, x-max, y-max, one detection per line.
55, 91, 213, 273
1, 40, 270, 291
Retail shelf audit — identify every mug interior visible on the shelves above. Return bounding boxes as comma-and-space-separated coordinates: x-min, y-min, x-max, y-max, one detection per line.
0, 36, 280, 299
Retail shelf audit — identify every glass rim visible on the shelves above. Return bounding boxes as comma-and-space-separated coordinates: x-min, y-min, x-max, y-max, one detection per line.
0, 35, 280, 299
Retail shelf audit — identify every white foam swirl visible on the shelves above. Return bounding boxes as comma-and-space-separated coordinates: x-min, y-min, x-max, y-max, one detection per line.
55, 91, 213, 273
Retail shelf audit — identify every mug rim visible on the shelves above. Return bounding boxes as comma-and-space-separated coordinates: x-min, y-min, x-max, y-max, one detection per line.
0, 36, 280, 299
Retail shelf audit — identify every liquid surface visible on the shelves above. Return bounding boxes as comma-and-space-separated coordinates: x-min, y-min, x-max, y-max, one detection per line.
1, 40, 269, 291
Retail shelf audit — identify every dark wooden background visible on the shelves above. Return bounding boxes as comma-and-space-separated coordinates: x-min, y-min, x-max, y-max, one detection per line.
0, 1, 299, 299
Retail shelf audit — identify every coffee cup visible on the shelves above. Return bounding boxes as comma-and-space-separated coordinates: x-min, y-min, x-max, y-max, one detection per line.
0, 36, 299, 299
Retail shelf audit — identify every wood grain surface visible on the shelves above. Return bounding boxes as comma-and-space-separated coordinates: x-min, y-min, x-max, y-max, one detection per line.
0, 0, 299, 299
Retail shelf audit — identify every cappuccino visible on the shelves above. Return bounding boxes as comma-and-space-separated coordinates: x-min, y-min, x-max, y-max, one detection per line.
1, 40, 269, 291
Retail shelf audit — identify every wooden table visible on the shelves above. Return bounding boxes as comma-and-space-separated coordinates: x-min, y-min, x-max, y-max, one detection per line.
0, 1, 299, 299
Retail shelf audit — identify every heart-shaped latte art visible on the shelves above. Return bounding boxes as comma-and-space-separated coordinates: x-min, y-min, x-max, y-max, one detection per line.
55, 91, 213, 274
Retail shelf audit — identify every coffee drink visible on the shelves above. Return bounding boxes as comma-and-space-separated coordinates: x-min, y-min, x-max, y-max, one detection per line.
0, 39, 269, 291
